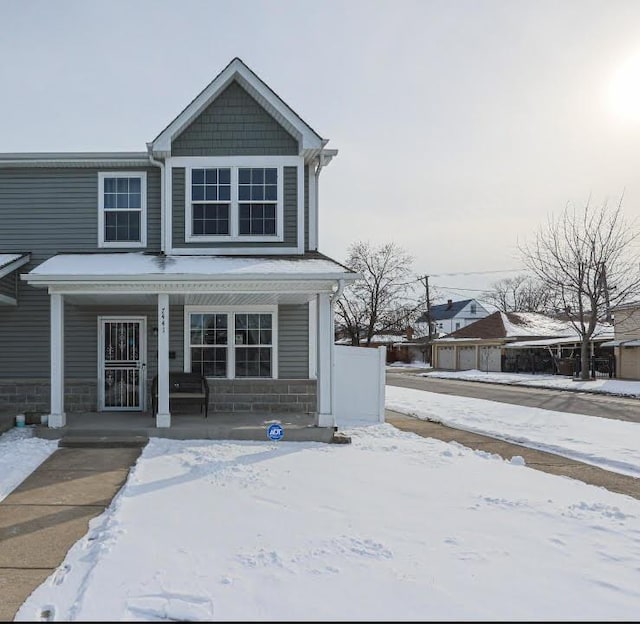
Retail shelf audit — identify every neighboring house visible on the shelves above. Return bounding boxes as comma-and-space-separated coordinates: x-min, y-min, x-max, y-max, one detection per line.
602, 301, 640, 380
432, 311, 613, 373
0, 57, 358, 429
416, 298, 490, 337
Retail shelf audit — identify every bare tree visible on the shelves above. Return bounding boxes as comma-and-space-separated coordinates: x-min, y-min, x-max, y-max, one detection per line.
483, 274, 559, 313
520, 198, 640, 380
335, 241, 421, 346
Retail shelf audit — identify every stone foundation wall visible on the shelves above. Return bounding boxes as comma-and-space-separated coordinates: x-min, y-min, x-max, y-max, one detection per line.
0, 378, 317, 415
0, 379, 98, 414
205, 379, 316, 414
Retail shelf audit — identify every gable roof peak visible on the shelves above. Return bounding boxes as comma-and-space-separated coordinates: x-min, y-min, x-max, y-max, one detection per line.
151, 57, 325, 157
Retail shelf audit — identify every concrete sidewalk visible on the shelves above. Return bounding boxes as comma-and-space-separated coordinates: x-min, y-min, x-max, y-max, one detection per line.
386, 410, 640, 501
0, 446, 144, 621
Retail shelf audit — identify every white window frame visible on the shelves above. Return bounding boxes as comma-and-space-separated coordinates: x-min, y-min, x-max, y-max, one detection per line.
184, 305, 278, 379
98, 172, 147, 248
184, 159, 284, 243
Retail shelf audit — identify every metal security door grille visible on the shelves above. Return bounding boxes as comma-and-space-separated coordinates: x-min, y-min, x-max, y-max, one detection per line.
101, 319, 145, 410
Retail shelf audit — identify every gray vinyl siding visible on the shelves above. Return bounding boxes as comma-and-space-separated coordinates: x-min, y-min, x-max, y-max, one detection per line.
0, 273, 15, 299
0, 298, 183, 380
172, 166, 299, 249
172, 81, 298, 156
0, 166, 161, 379
278, 304, 309, 379
0, 167, 161, 258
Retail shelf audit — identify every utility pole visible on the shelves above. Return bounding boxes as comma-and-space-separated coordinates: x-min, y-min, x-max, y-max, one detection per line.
598, 262, 612, 323
420, 275, 434, 364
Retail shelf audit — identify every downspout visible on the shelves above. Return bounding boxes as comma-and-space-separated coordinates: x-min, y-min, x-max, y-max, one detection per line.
147, 144, 165, 254
313, 144, 327, 251
331, 278, 345, 302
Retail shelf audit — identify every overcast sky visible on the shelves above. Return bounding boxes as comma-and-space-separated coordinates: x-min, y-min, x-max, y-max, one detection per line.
2, 0, 640, 303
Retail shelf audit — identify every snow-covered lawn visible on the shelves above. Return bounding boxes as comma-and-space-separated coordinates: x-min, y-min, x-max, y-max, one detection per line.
421, 368, 640, 398
3, 388, 638, 621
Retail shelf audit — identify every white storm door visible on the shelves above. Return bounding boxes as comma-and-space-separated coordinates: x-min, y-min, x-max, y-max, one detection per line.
99, 317, 146, 411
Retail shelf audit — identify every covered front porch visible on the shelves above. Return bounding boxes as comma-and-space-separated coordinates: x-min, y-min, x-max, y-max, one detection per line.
33, 409, 336, 443
23, 252, 357, 434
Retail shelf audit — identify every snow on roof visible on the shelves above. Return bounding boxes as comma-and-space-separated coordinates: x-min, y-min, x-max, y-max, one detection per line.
0, 253, 30, 276
500, 312, 576, 338
500, 312, 613, 340
365, 334, 408, 344
506, 331, 615, 349
26, 253, 356, 280
0, 254, 23, 269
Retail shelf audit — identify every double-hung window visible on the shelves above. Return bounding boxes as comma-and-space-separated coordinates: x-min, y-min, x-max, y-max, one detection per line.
186, 307, 277, 378
186, 166, 282, 242
98, 172, 147, 247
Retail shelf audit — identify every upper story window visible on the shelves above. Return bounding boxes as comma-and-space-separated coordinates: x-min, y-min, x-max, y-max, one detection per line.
186, 165, 282, 242
470, 303, 477, 314
98, 172, 147, 248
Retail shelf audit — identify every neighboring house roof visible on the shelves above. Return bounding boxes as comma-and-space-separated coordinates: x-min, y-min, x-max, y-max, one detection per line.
435, 311, 612, 342
417, 299, 475, 322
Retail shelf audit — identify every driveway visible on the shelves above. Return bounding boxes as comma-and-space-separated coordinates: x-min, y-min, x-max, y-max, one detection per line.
386, 369, 640, 423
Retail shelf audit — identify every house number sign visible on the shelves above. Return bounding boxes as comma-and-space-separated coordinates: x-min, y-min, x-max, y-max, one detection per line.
160, 306, 167, 334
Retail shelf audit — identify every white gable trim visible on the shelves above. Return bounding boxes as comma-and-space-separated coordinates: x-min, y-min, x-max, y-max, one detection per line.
151, 58, 323, 155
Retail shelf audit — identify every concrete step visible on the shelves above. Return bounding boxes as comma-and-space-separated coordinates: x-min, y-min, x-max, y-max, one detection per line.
59, 435, 149, 448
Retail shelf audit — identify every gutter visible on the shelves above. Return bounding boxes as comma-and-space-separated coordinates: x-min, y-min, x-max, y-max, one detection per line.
22, 272, 360, 284
146, 145, 165, 253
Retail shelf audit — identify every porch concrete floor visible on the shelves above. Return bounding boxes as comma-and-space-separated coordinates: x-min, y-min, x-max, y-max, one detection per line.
33, 410, 336, 444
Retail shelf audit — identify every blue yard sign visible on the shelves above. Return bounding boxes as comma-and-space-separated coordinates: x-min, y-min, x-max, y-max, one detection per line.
267, 423, 284, 441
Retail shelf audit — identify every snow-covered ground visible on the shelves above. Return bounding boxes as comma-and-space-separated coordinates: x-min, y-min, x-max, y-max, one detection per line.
420, 368, 640, 398
2, 387, 639, 621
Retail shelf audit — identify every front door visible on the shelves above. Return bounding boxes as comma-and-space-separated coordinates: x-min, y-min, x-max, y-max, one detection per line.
99, 317, 146, 411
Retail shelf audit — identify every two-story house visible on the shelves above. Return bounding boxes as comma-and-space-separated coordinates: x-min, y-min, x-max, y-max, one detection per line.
0, 58, 358, 430
416, 298, 490, 337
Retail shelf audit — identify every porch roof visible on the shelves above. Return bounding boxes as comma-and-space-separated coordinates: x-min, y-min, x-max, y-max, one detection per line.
0, 253, 30, 278
601, 338, 640, 347
505, 332, 615, 349
22, 252, 358, 298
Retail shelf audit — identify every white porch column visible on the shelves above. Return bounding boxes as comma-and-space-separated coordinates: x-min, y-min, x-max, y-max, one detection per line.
316, 292, 335, 427
49, 293, 65, 427
156, 293, 171, 428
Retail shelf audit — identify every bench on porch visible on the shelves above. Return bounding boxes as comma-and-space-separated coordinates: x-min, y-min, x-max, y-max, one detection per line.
151, 372, 210, 419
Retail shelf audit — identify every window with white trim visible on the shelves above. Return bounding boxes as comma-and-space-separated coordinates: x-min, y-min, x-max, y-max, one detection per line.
98, 172, 147, 247
186, 166, 282, 242
186, 308, 276, 378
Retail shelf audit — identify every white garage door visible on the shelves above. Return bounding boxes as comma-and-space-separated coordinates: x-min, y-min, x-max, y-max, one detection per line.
437, 346, 455, 369
458, 346, 476, 370
478, 346, 502, 372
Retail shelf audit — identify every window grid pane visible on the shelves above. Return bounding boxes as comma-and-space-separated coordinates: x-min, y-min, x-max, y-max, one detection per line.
192, 204, 229, 235
103, 176, 143, 243
235, 347, 272, 378
190, 313, 228, 377
104, 210, 141, 242
238, 168, 277, 236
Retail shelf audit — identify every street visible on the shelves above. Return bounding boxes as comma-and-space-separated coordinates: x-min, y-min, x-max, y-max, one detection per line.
386, 369, 640, 423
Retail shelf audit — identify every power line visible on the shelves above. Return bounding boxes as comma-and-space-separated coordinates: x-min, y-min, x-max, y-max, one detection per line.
428, 268, 525, 277
431, 285, 490, 292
